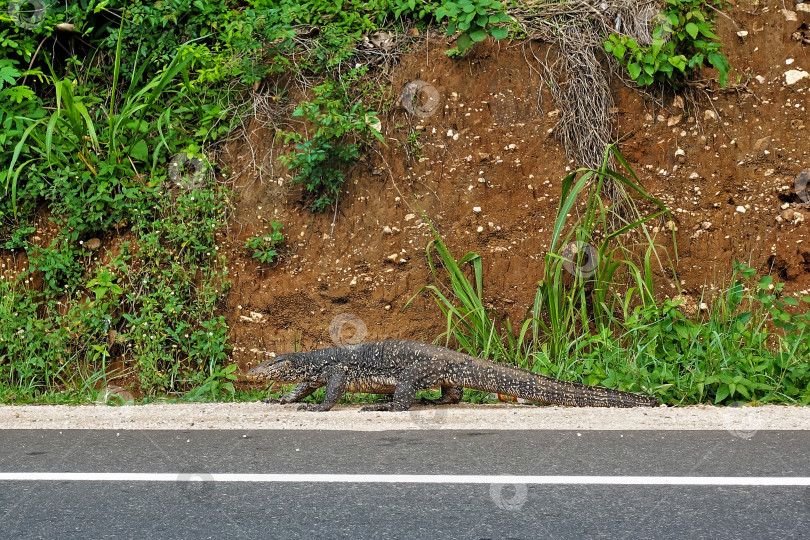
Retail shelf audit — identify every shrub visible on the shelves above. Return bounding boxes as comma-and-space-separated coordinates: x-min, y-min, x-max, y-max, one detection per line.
604, 0, 731, 87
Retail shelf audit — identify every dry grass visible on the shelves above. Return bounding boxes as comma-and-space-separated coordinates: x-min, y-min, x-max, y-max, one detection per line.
514, 0, 667, 169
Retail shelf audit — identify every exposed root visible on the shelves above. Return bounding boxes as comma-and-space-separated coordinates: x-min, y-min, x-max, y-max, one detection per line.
513, 0, 669, 169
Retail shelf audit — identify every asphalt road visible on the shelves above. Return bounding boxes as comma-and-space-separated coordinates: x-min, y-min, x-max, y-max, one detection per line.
1, 430, 808, 539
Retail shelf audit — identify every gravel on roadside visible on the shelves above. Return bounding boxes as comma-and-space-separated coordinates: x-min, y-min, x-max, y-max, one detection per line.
1, 403, 808, 431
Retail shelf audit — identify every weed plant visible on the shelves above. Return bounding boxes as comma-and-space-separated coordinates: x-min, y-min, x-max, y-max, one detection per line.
245, 221, 285, 263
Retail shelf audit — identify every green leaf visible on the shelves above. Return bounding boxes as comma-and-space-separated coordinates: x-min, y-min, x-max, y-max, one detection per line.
489, 26, 508, 40
696, 21, 718, 39
685, 23, 699, 39
457, 32, 473, 52
0, 63, 21, 89
708, 52, 729, 87
628, 62, 642, 79
129, 140, 149, 161
668, 55, 686, 71
2, 85, 34, 103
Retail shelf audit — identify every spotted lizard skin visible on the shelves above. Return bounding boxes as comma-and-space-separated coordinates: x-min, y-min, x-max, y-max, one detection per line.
246, 340, 660, 411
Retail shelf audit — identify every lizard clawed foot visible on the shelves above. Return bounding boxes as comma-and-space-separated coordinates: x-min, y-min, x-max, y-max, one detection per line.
296, 403, 330, 412
263, 397, 291, 405
360, 403, 408, 412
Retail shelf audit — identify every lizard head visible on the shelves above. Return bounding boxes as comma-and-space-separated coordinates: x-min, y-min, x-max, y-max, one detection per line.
245, 353, 306, 383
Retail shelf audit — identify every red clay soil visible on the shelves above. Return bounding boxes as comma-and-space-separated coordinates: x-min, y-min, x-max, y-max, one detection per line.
220, 0, 810, 373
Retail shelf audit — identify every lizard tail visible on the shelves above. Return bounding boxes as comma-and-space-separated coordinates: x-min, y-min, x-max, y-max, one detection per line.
463, 357, 660, 408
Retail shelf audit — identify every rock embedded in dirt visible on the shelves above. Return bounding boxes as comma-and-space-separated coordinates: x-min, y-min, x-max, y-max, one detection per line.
754, 137, 771, 151
784, 69, 809, 85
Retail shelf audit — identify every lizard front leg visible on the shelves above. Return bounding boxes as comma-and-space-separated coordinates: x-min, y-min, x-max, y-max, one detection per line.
362, 362, 441, 412
264, 382, 322, 405
297, 369, 347, 412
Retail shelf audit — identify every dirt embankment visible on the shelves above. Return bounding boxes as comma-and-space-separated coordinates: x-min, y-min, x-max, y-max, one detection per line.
219, 0, 810, 373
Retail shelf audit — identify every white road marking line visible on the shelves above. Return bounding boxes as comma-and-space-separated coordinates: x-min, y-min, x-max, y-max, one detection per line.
0, 473, 809, 485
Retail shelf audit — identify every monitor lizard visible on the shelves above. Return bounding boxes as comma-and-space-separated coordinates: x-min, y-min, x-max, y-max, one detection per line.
246, 340, 660, 411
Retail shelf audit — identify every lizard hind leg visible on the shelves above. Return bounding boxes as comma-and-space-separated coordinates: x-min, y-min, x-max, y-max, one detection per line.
419, 385, 463, 406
